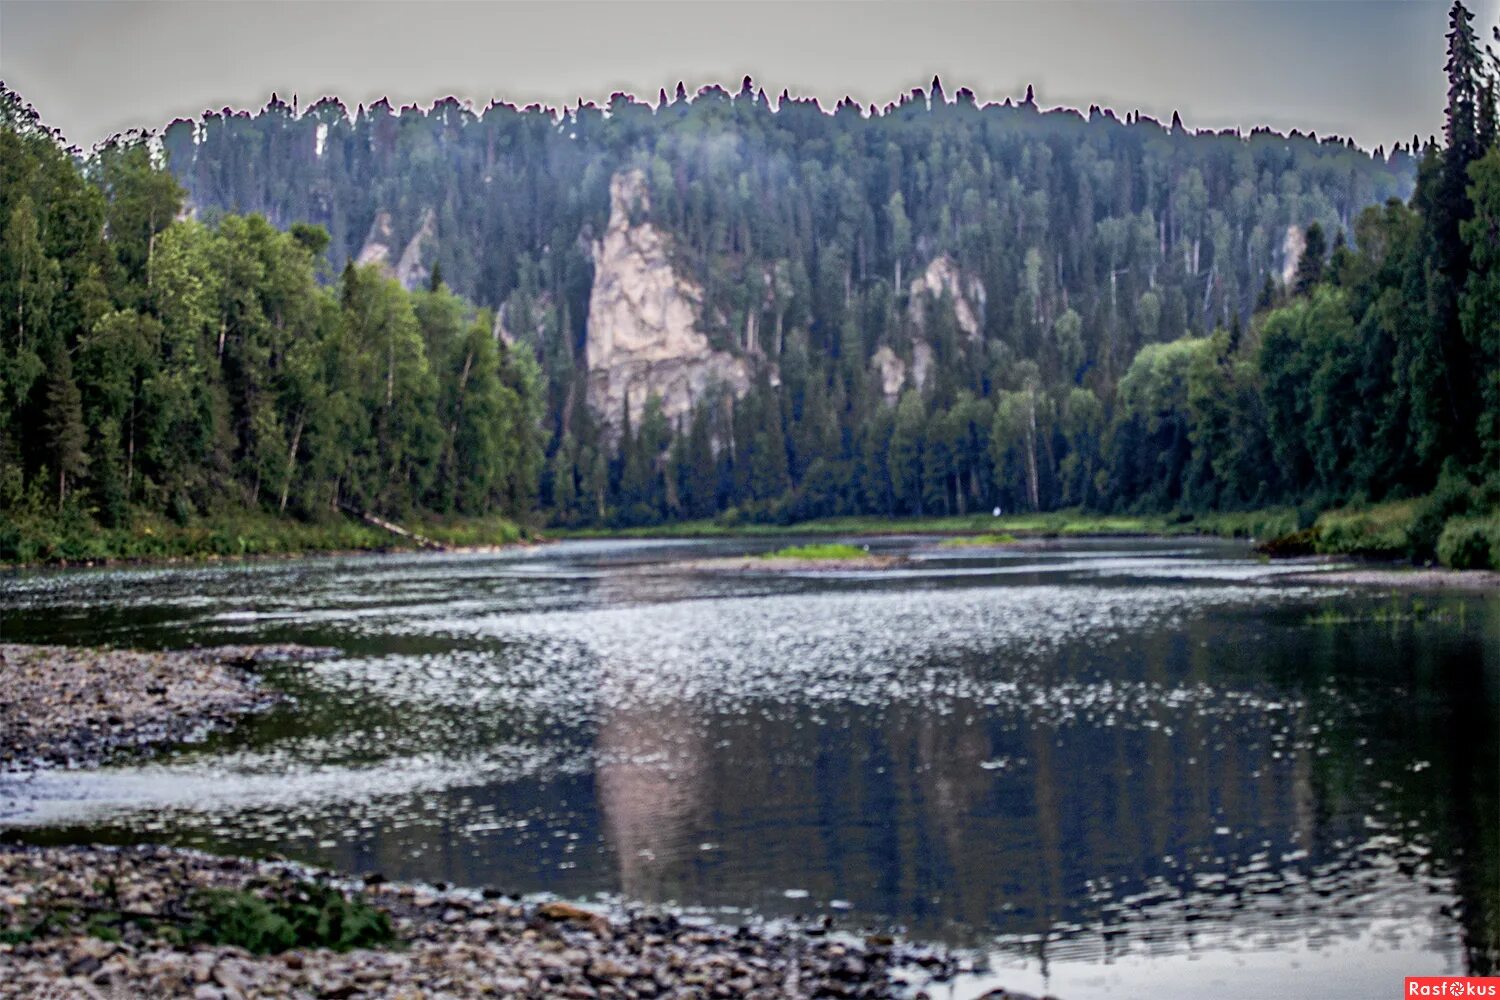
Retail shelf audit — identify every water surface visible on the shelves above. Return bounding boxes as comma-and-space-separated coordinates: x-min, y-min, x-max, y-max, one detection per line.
2, 537, 1495, 999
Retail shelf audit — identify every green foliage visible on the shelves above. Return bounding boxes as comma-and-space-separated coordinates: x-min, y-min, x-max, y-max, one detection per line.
1436, 515, 1500, 569
181, 882, 395, 955
0, 87, 546, 564
134, 64, 1416, 534
939, 533, 1018, 547
1304, 598, 1463, 626
1, 8, 1493, 561
1255, 486, 1498, 565
0, 508, 527, 566
761, 542, 871, 560
1312, 500, 1417, 557
1407, 466, 1480, 560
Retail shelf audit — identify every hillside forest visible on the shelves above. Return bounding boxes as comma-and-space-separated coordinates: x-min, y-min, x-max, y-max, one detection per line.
0, 1, 1496, 565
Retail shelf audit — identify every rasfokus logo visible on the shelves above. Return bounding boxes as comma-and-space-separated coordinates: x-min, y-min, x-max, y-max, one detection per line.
1406, 979, 1500, 997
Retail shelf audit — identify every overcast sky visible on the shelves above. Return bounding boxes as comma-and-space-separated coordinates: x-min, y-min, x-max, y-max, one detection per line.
3, 0, 1496, 152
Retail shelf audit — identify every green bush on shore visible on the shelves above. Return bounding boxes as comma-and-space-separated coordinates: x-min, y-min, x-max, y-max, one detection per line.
1311, 501, 1417, 558
1253, 478, 1499, 570
179, 881, 395, 954
1436, 516, 1500, 570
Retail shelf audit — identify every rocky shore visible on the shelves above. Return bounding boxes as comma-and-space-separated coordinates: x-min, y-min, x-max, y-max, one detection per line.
0, 644, 981, 998
0, 644, 336, 773
0, 845, 958, 999
1278, 565, 1500, 591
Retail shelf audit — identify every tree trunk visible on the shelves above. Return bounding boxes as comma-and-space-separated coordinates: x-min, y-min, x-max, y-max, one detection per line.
278, 410, 305, 514
126, 399, 136, 501
1024, 390, 1041, 511
386, 339, 395, 409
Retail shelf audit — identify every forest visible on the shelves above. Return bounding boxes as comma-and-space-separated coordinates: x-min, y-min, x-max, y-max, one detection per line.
0, 1, 1496, 565
0, 90, 545, 562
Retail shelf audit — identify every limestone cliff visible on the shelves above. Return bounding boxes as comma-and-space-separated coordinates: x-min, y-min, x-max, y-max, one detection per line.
868, 256, 982, 405
871, 342, 934, 406
908, 255, 986, 340
1281, 225, 1305, 286
355, 208, 437, 291
355, 211, 397, 269
586, 169, 750, 433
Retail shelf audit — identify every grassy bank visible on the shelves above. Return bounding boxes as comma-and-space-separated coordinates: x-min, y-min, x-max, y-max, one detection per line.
0, 510, 531, 568
553, 508, 1299, 543
761, 542, 871, 560
1251, 466, 1500, 570
554, 494, 1500, 572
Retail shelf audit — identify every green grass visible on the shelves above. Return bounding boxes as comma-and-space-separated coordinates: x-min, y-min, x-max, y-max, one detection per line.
760, 542, 872, 560
939, 533, 1018, 547
0, 509, 531, 568
553, 507, 1300, 543
177, 882, 396, 954
2, 877, 395, 955
1310, 500, 1419, 558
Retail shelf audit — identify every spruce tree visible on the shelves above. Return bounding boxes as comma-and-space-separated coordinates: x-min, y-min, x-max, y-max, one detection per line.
43, 347, 88, 510
1293, 223, 1328, 295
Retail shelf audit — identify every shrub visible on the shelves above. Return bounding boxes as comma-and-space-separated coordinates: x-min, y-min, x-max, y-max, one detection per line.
1256, 527, 1319, 557
182, 881, 395, 955
1312, 502, 1414, 558
1436, 517, 1500, 570
1408, 467, 1476, 561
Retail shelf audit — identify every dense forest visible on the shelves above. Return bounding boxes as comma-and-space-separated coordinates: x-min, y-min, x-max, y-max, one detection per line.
0, 89, 545, 561
1, 1, 1496, 565
161, 65, 1419, 528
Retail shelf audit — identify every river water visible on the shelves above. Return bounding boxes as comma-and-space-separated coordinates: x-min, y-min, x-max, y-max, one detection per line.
1, 537, 1495, 999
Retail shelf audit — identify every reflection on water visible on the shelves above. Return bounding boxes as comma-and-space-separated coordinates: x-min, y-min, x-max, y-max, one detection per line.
0, 537, 1495, 1000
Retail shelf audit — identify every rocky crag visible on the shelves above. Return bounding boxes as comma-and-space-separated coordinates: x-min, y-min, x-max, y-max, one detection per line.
355, 207, 438, 291
585, 169, 752, 435
871, 256, 986, 405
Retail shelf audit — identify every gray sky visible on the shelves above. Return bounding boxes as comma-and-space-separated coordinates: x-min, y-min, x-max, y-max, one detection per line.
3, 0, 1495, 152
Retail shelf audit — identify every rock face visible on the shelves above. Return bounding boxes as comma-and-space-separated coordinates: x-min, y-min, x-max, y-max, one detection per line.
909, 255, 986, 340
869, 255, 980, 405
586, 169, 750, 434
355, 211, 398, 269
356, 208, 437, 291
1282, 225, 1306, 286
871, 342, 934, 405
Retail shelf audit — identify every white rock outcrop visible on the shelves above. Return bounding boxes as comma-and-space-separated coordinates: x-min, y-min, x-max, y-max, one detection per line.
1282, 225, 1306, 286
355, 208, 437, 291
908, 255, 986, 340
355, 211, 397, 269
586, 169, 750, 434
394, 209, 437, 290
871, 342, 935, 406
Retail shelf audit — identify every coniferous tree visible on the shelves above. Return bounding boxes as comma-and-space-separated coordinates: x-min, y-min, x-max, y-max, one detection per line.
1294, 223, 1328, 295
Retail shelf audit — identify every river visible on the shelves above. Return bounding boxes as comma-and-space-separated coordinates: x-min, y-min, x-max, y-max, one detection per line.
1, 536, 1495, 999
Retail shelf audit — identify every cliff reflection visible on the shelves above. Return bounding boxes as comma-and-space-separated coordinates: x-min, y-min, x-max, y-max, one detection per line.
595, 689, 707, 901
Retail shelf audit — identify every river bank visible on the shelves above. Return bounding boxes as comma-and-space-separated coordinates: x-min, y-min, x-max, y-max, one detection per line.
0, 844, 957, 999
552, 508, 1298, 544
0, 512, 534, 570
1278, 565, 1500, 591
0, 644, 963, 997
0, 644, 332, 774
